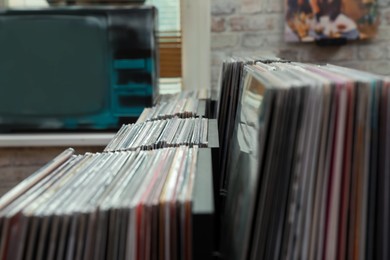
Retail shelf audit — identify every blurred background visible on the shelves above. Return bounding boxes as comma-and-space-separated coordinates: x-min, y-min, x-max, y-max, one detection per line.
0, 0, 389, 196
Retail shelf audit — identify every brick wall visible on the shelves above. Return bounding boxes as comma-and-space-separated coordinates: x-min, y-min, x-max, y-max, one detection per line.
210, 0, 390, 89
0, 146, 104, 197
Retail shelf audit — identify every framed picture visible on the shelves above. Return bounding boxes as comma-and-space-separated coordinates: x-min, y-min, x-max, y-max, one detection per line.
285, 0, 379, 42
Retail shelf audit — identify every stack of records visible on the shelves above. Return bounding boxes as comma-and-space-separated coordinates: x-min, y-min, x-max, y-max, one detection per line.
217, 55, 286, 191
219, 59, 390, 260
154, 89, 211, 104
139, 89, 211, 124
137, 98, 200, 123
0, 146, 201, 260
105, 117, 209, 152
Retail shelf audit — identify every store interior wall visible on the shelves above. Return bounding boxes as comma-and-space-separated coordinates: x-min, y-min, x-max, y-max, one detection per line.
210, 0, 390, 89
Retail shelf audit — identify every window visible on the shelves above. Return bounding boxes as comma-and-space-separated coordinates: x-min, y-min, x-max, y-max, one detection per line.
145, 0, 211, 93
145, 0, 182, 93
5, 0, 47, 7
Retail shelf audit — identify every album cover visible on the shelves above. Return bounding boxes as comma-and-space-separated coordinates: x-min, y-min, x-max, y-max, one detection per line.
285, 0, 379, 42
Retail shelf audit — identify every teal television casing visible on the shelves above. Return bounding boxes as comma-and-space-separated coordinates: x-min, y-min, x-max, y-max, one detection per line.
0, 6, 158, 131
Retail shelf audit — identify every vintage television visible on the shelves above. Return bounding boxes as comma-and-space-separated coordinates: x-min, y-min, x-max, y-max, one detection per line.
0, 6, 157, 131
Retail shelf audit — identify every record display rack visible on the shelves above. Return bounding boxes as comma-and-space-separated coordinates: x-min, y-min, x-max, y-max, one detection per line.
0, 93, 219, 259
106, 92, 220, 259
105, 116, 220, 259
0, 148, 215, 260
192, 147, 215, 260
215, 55, 390, 260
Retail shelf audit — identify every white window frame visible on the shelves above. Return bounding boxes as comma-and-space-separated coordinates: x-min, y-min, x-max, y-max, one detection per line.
5, 0, 48, 7
182, 0, 210, 90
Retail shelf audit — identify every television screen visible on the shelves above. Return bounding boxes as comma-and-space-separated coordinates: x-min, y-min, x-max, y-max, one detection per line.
0, 15, 109, 116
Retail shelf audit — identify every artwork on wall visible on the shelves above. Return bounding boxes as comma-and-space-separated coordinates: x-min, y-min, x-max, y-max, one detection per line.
285, 0, 379, 42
